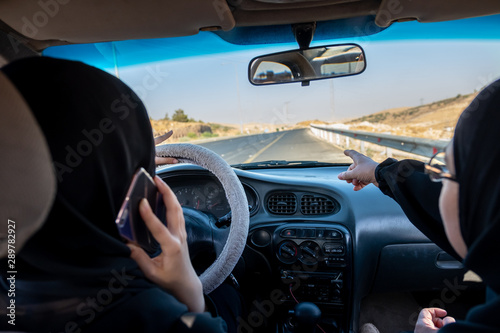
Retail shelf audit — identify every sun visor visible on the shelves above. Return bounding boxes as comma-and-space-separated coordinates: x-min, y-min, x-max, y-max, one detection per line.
0, 0, 235, 44
375, 0, 500, 28
0, 70, 56, 257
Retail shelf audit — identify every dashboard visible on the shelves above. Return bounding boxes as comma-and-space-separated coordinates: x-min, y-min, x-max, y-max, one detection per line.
158, 164, 468, 333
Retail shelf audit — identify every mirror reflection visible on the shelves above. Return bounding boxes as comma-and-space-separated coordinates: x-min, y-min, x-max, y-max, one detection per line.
249, 44, 365, 85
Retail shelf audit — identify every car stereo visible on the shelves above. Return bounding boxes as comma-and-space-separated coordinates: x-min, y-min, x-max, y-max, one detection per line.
248, 222, 352, 332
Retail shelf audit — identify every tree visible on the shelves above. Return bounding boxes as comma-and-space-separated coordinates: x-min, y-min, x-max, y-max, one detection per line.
163, 112, 170, 121
172, 109, 189, 122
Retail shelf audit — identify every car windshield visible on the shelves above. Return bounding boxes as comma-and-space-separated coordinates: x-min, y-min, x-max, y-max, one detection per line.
44, 15, 500, 167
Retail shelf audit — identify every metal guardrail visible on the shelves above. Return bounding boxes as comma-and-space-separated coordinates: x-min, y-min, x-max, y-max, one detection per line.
310, 124, 449, 158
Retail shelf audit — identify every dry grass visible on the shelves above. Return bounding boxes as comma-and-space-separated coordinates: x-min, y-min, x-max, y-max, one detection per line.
346, 93, 477, 140
150, 120, 240, 142
150, 120, 297, 143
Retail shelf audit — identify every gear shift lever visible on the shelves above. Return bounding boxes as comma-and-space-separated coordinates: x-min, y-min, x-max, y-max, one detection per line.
293, 302, 321, 333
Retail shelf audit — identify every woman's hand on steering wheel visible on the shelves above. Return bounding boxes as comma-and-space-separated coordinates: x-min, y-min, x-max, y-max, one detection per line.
127, 176, 205, 313
154, 130, 179, 166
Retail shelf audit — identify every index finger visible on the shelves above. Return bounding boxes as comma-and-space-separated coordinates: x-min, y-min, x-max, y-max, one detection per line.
343, 150, 363, 162
419, 308, 448, 321
155, 156, 179, 165
154, 130, 173, 145
429, 308, 448, 318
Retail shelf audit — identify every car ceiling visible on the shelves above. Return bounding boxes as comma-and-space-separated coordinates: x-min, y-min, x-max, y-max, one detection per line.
0, 0, 499, 53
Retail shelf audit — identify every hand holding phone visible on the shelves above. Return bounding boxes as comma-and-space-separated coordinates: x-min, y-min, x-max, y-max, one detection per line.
115, 168, 166, 256
127, 176, 205, 313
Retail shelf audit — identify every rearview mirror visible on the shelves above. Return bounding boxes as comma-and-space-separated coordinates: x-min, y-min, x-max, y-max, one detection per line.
248, 44, 365, 86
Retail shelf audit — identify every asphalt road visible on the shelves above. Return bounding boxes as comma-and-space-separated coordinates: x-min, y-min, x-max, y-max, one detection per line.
198, 128, 349, 165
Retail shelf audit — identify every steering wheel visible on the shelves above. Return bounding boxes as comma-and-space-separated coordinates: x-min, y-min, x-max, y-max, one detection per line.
155, 143, 249, 294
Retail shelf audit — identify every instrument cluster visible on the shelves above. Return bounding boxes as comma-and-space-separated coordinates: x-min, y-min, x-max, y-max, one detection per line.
167, 175, 258, 218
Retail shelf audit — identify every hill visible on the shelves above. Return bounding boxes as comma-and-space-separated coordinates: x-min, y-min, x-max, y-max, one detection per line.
296, 119, 329, 127
345, 93, 477, 140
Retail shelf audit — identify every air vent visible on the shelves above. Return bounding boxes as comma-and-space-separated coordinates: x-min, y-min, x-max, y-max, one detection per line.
267, 193, 297, 215
301, 195, 336, 215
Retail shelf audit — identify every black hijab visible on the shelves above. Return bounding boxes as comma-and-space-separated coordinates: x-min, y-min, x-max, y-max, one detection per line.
453, 78, 500, 294
0, 57, 189, 332
436, 79, 500, 333
372, 79, 500, 332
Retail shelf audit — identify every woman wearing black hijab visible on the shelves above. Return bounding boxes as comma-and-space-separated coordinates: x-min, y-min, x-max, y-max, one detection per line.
338, 79, 500, 332
0, 56, 227, 332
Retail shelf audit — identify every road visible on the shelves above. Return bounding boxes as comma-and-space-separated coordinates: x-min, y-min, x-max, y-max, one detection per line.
198, 128, 349, 165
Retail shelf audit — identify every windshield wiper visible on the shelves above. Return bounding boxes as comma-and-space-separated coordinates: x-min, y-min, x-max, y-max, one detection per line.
231, 160, 342, 170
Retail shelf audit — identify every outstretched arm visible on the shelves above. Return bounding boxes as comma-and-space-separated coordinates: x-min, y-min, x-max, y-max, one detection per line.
339, 151, 460, 260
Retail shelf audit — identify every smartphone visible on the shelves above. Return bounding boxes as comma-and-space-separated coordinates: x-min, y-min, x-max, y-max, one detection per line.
115, 168, 166, 256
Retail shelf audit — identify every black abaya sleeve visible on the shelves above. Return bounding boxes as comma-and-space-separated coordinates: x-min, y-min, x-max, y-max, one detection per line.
375, 158, 461, 261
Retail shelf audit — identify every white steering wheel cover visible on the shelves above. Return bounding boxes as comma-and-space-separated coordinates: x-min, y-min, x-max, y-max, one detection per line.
155, 143, 249, 294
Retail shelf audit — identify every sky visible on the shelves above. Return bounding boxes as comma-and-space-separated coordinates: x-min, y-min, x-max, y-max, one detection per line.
44, 15, 500, 125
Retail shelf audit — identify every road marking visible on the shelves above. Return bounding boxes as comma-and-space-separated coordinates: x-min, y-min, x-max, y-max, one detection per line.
244, 133, 286, 163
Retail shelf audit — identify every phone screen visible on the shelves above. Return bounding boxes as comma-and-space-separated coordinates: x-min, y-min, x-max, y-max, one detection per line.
115, 168, 166, 256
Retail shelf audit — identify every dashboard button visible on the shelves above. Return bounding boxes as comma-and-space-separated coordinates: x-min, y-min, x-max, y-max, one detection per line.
303, 228, 316, 238
324, 243, 344, 255
281, 229, 296, 237
326, 229, 342, 239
